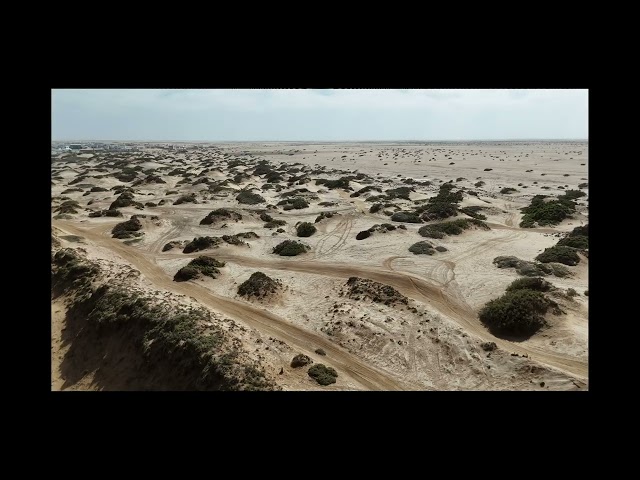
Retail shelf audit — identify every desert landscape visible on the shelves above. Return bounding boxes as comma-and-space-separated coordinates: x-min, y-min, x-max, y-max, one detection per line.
51, 140, 588, 390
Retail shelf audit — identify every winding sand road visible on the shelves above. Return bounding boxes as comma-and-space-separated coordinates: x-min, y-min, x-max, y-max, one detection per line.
53, 220, 410, 391
53, 218, 587, 385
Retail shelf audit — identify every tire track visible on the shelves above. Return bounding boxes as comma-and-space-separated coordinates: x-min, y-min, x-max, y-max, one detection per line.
53, 220, 409, 391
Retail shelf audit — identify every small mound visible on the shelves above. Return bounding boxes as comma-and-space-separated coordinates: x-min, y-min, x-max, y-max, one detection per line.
162, 240, 187, 252
344, 277, 408, 306
290, 354, 313, 368
174, 256, 226, 281
111, 216, 143, 239
296, 222, 317, 237
238, 272, 282, 299
409, 241, 436, 255
173, 193, 198, 205
183, 236, 223, 253
535, 245, 580, 266
272, 240, 310, 256
390, 211, 422, 223
200, 208, 242, 225
356, 230, 371, 240
236, 191, 265, 205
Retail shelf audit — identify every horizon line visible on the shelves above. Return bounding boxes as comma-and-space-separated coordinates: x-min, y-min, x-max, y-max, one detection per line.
52, 138, 589, 143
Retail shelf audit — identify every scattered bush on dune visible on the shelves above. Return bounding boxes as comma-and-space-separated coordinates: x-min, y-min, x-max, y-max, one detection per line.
308, 364, 338, 385
56, 200, 81, 214
174, 256, 226, 281
356, 230, 371, 240
370, 203, 383, 213
272, 240, 310, 256
535, 245, 580, 266
277, 197, 309, 210
418, 218, 489, 238
200, 208, 242, 225
506, 277, 553, 292
111, 216, 143, 239
236, 191, 265, 205
519, 194, 576, 227
89, 209, 124, 218
237, 272, 282, 299
390, 211, 422, 223
459, 206, 487, 220
109, 191, 144, 210
296, 222, 317, 237
409, 241, 436, 255
479, 289, 553, 338
183, 236, 223, 253
500, 187, 518, 194
291, 354, 313, 368
173, 193, 199, 205
264, 219, 287, 229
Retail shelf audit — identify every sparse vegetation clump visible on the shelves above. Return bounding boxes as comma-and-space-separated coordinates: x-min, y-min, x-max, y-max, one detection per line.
277, 197, 309, 210
506, 277, 553, 292
272, 240, 310, 256
500, 187, 518, 194
315, 177, 351, 189
308, 364, 338, 385
238, 272, 282, 299
264, 219, 287, 229
479, 289, 552, 337
418, 218, 489, 238
386, 186, 413, 200
356, 230, 371, 240
391, 211, 422, 223
315, 212, 335, 223
174, 256, 226, 281
200, 208, 242, 225
162, 240, 186, 252
112, 216, 143, 239
519, 194, 576, 228
173, 193, 198, 205
370, 203, 383, 213
296, 222, 317, 237
183, 236, 223, 253
56, 200, 81, 214
89, 209, 124, 218
344, 277, 408, 306
492, 256, 571, 278
409, 241, 436, 255
109, 191, 144, 210
535, 245, 580, 266
291, 354, 313, 368
236, 191, 265, 205
132, 175, 166, 186
459, 206, 487, 220
557, 223, 589, 250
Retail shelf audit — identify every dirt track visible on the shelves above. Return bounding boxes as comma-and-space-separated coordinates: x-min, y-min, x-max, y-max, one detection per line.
54, 219, 587, 381
53, 220, 411, 391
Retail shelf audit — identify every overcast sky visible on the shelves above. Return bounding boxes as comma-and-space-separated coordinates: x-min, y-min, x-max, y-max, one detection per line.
51, 89, 588, 142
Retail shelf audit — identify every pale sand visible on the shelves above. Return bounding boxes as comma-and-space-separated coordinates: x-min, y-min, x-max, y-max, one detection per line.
51, 140, 588, 390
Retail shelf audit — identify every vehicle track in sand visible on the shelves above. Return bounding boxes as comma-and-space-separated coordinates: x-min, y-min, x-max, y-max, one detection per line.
165, 250, 587, 379
53, 220, 410, 391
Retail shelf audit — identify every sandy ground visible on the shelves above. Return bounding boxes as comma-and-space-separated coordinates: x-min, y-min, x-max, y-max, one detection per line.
51, 141, 588, 390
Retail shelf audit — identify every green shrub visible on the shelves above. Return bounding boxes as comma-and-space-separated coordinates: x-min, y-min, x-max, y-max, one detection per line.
308, 364, 338, 385
112, 217, 143, 239
272, 240, 310, 256
418, 218, 489, 238
474, 181, 485, 187
557, 235, 588, 249
459, 206, 487, 220
236, 191, 265, 205
238, 272, 281, 298
356, 230, 371, 240
278, 197, 309, 210
479, 289, 550, 337
370, 203, 383, 213
183, 236, 223, 253
500, 187, 518, 194
562, 190, 586, 200
386, 186, 413, 200
174, 256, 226, 281
417, 202, 458, 221
390, 211, 422, 223
296, 222, 317, 237
536, 245, 580, 266
174, 193, 198, 205
506, 277, 553, 292
409, 241, 436, 255
519, 194, 576, 227
200, 208, 242, 225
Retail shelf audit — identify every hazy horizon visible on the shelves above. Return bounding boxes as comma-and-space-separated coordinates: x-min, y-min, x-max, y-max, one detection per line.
52, 89, 588, 142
